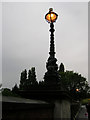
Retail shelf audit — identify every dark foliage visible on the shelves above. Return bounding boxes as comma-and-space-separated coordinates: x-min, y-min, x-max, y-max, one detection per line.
19, 69, 27, 90
59, 63, 65, 72
19, 67, 38, 90
12, 84, 19, 93
2, 88, 19, 97
12, 64, 90, 100
58, 63, 90, 100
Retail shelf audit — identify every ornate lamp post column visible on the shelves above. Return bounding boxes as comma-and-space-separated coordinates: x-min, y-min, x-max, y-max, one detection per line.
44, 8, 60, 85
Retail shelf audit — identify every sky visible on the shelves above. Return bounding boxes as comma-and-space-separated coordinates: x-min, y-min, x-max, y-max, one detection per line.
2, 2, 88, 88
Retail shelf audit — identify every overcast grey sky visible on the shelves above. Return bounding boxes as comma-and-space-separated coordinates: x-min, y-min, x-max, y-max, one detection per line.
2, 2, 88, 88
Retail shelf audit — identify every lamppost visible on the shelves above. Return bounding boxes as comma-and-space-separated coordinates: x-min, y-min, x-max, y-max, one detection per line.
44, 8, 60, 85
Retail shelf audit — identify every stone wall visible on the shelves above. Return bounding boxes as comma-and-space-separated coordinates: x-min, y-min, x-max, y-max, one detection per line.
1, 95, 71, 120
54, 100, 71, 119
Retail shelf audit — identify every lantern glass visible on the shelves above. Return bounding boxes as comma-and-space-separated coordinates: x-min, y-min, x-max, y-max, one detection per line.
45, 9, 58, 23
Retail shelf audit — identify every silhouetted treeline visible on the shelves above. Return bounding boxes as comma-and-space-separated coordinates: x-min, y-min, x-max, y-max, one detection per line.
19, 67, 38, 90
12, 63, 90, 100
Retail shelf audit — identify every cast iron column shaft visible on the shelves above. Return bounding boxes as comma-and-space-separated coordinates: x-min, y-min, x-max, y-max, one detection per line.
46, 22, 58, 71
44, 22, 60, 85
49, 22, 55, 58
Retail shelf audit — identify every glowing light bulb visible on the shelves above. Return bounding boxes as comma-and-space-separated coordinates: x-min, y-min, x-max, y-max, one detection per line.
76, 89, 79, 92
45, 8, 58, 23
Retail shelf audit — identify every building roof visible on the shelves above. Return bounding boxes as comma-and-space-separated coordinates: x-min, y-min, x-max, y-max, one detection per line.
1, 95, 48, 104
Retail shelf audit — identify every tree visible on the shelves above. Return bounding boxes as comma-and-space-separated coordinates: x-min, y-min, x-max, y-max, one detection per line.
28, 69, 31, 82
19, 67, 38, 90
31, 67, 38, 85
19, 69, 27, 90
59, 70, 90, 100
25, 69, 32, 89
2, 88, 13, 96
59, 63, 65, 72
58, 63, 90, 100
12, 84, 19, 93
